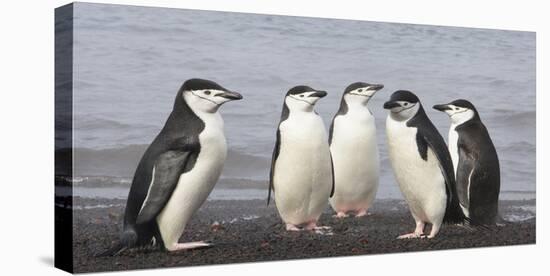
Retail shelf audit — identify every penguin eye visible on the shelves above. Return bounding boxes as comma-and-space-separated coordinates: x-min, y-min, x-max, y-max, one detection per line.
403, 102, 409, 106
300, 94, 305, 98
204, 90, 211, 95
358, 89, 363, 92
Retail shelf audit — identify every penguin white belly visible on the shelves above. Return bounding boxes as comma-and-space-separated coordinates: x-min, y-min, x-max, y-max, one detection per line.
156, 113, 227, 248
448, 124, 472, 217
330, 113, 379, 212
274, 113, 332, 225
447, 125, 470, 217
448, 126, 459, 177
386, 118, 446, 223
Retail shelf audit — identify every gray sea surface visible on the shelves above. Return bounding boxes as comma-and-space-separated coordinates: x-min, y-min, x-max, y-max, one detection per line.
67, 3, 535, 201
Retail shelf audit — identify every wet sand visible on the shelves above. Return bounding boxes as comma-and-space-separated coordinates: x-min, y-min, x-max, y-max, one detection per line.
71, 198, 535, 273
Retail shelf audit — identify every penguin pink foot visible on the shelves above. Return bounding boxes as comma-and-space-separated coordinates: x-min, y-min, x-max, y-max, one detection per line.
169, 241, 213, 251
333, 212, 349, 218
397, 232, 422, 239
305, 222, 331, 231
422, 224, 440, 239
285, 223, 302, 231
305, 221, 332, 234
397, 221, 425, 239
355, 209, 370, 217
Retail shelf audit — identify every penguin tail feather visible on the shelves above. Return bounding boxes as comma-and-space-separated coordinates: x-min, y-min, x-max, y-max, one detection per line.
95, 228, 138, 257
443, 199, 470, 225
266, 187, 273, 206
467, 220, 499, 232
473, 223, 495, 232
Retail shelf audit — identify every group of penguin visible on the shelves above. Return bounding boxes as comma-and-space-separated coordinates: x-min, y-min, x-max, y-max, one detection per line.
99, 78, 500, 256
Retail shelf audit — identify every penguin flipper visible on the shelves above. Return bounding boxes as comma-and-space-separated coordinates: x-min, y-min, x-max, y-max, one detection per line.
460, 146, 498, 226
329, 152, 335, 198
328, 117, 335, 145
136, 150, 193, 225
267, 129, 281, 206
457, 145, 475, 212
415, 130, 455, 194
408, 110, 455, 197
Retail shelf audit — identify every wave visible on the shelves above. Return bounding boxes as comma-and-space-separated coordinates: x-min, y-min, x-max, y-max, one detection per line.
504, 110, 535, 119
57, 144, 270, 180
501, 141, 536, 154
74, 118, 153, 131
492, 110, 535, 125
56, 175, 132, 187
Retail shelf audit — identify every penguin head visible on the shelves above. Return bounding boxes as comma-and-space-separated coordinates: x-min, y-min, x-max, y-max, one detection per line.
284, 85, 327, 111
433, 99, 478, 125
343, 82, 384, 105
383, 90, 421, 120
180, 78, 242, 113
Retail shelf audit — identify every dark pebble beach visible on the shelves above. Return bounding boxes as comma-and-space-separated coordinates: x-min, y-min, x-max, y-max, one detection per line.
71, 197, 535, 273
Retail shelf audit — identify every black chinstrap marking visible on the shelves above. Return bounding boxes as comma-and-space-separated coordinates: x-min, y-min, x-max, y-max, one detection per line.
190, 91, 220, 106
449, 109, 469, 117
288, 95, 315, 106
392, 103, 417, 113
349, 93, 372, 99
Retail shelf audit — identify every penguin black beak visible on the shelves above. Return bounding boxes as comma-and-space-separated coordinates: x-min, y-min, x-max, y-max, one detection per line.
309, 91, 327, 98
368, 84, 384, 91
433, 104, 451, 112
383, 101, 400, 109
217, 91, 243, 100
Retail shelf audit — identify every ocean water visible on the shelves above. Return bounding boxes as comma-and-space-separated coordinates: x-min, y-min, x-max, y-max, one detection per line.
69, 3, 536, 200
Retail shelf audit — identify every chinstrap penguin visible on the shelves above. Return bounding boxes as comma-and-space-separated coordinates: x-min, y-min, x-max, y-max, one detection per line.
268, 85, 334, 232
329, 82, 384, 218
433, 99, 500, 225
98, 78, 242, 255
383, 90, 467, 238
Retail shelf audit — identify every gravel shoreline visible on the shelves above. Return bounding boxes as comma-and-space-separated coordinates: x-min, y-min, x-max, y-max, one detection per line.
71, 198, 536, 273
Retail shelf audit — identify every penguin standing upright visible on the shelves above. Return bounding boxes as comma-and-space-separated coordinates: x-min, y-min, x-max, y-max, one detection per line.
329, 82, 384, 218
99, 78, 242, 255
383, 90, 466, 239
433, 99, 500, 225
268, 85, 334, 232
